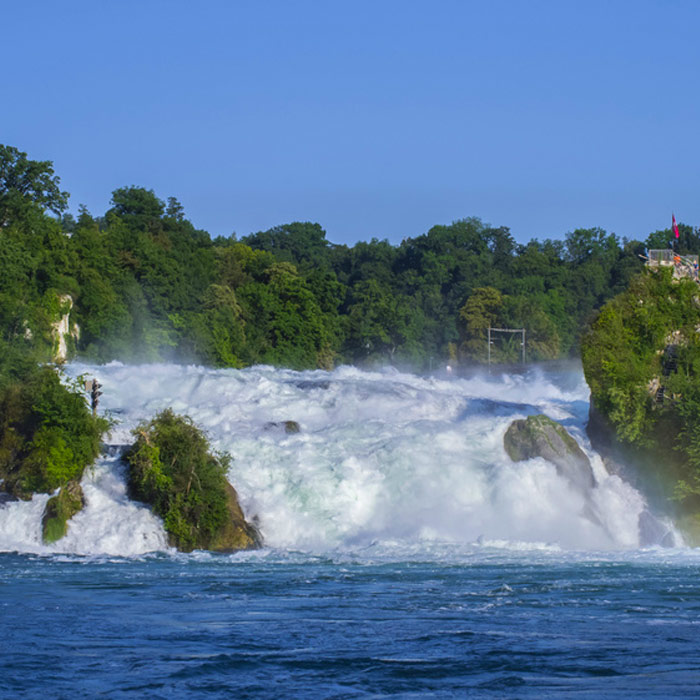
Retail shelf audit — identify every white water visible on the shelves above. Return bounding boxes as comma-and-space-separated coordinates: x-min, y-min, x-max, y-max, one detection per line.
0, 362, 679, 556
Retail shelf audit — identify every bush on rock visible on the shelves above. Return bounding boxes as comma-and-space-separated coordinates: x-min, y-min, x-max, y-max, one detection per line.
42, 480, 85, 544
125, 409, 260, 552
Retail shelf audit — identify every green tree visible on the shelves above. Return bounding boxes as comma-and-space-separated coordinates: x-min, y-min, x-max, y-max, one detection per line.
344, 279, 424, 364
108, 186, 165, 231
0, 361, 107, 498
242, 222, 332, 270
239, 262, 332, 368
645, 222, 700, 255
459, 286, 504, 362
0, 145, 68, 226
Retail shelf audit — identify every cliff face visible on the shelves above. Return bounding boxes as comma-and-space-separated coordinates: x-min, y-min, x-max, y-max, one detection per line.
581, 267, 700, 540
51, 294, 80, 363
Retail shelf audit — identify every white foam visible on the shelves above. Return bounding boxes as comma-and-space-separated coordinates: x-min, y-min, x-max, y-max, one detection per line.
0, 492, 50, 552
54, 455, 169, 556
0, 361, 676, 556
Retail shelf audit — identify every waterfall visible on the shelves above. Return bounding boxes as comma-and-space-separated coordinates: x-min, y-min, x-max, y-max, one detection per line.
0, 361, 678, 555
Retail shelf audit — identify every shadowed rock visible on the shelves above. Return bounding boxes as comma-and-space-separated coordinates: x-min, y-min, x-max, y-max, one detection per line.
264, 420, 300, 434
587, 404, 676, 548
292, 380, 331, 391
0, 492, 18, 506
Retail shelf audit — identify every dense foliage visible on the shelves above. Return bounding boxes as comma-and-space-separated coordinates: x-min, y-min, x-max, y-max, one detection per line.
582, 267, 700, 526
0, 145, 108, 505
125, 409, 233, 551
5, 143, 700, 537
0, 341, 107, 498
0, 145, 670, 370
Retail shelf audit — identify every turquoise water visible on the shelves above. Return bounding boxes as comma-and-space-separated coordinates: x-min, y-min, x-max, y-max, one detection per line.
2, 549, 700, 698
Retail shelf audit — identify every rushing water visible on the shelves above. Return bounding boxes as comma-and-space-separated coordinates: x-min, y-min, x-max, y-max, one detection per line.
1, 362, 699, 697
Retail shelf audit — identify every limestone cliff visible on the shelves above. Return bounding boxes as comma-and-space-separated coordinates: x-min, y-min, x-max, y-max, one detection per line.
51, 294, 80, 363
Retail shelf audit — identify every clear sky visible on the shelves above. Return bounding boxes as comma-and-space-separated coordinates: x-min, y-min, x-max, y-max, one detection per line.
2, 0, 699, 246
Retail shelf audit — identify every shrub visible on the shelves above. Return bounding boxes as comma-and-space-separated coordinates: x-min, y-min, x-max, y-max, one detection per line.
0, 359, 107, 498
125, 409, 231, 551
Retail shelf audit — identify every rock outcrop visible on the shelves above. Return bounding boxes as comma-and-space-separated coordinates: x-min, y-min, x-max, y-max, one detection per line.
637, 509, 677, 548
51, 294, 80, 363
580, 267, 700, 543
504, 414, 596, 494
126, 409, 261, 553
208, 482, 262, 552
0, 492, 18, 506
587, 404, 678, 547
42, 480, 85, 544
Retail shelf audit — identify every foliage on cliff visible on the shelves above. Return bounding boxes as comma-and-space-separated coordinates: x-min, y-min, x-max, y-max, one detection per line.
581, 267, 700, 510
0, 342, 108, 498
125, 409, 258, 552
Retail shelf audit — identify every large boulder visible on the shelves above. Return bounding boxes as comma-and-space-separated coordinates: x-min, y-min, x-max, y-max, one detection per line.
504, 414, 596, 494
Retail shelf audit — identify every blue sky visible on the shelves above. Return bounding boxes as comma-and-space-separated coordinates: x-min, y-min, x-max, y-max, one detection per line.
3, 0, 699, 245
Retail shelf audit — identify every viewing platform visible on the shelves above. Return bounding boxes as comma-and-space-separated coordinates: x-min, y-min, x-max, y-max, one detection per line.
644, 249, 699, 281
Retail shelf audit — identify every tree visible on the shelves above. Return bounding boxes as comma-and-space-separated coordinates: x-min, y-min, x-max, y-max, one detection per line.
645, 223, 700, 255
242, 221, 331, 269
165, 196, 185, 221
0, 145, 68, 226
564, 227, 618, 265
238, 262, 332, 369
459, 287, 504, 362
108, 186, 165, 231
344, 279, 422, 363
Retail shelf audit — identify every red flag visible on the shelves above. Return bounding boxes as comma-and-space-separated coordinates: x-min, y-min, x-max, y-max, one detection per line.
673, 214, 680, 239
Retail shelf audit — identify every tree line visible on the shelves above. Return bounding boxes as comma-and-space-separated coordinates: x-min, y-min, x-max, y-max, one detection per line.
4, 144, 700, 372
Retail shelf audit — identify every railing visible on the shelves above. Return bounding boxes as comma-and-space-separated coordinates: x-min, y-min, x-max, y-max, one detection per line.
644, 249, 699, 280
647, 249, 675, 265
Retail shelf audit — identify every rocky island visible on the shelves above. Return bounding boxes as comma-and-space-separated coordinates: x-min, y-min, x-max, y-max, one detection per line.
581, 264, 700, 541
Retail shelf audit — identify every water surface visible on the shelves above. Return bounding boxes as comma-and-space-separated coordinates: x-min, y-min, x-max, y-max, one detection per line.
0, 362, 696, 697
